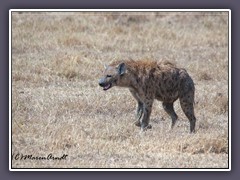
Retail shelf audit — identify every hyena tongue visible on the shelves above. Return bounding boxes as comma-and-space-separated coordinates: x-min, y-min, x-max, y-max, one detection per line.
103, 84, 111, 91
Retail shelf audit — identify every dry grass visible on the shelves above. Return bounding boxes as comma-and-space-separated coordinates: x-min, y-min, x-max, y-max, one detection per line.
11, 11, 229, 169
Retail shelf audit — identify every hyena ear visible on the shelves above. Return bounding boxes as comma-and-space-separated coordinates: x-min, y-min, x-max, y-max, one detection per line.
104, 64, 108, 70
117, 63, 126, 75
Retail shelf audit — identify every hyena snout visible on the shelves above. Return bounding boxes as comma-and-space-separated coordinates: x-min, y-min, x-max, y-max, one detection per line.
98, 77, 113, 91
98, 78, 106, 86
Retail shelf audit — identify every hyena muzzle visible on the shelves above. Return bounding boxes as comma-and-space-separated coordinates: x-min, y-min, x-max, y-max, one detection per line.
98, 60, 196, 133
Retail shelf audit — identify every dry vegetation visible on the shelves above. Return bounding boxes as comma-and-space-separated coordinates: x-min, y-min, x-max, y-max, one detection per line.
11, 11, 229, 169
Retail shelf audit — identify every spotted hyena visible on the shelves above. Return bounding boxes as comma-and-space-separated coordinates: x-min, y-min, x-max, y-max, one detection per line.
98, 60, 196, 133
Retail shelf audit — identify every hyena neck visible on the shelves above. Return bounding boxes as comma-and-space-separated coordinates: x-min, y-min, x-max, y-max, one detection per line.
117, 74, 131, 88
123, 72, 139, 90
115, 69, 136, 88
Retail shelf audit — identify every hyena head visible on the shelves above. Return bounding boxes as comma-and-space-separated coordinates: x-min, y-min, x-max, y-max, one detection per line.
98, 62, 128, 91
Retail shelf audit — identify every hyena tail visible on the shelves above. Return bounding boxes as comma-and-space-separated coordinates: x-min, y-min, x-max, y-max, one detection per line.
179, 69, 195, 103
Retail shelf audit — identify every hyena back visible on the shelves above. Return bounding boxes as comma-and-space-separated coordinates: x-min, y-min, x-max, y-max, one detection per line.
98, 60, 196, 133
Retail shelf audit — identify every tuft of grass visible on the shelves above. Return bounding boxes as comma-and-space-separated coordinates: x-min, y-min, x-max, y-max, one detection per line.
181, 136, 228, 154
214, 93, 228, 114
53, 54, 80, 79
198, 72, 212, 81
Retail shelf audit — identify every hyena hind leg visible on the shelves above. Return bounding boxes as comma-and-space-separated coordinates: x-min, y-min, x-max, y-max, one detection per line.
179, 98, 196, 133
162, 102, 178, 129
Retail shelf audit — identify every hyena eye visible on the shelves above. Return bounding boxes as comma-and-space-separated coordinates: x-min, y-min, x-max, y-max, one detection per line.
106, 75, 112, 78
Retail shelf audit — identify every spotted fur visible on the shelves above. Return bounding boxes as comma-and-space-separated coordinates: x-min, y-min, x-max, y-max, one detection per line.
98, 60, 196, 133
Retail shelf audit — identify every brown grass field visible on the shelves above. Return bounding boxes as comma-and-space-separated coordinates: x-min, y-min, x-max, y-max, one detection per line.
11, 11, 229, 169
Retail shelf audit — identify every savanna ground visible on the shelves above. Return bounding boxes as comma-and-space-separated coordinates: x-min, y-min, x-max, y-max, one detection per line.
11, 11, 229, 169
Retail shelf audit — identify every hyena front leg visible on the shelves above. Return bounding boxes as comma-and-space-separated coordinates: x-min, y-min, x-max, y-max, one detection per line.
129, 89, 143, 127
140, 100, 153, 131
135, 101, 143, 127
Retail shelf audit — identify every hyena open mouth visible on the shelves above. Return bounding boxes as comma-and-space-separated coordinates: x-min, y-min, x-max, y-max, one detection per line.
103, 83, 112, 91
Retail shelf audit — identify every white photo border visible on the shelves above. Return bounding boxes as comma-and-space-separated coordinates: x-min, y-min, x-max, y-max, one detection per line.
9, 9, 231, 171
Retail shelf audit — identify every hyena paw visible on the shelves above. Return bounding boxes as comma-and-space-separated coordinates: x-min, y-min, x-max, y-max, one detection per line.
140, 124, 152, 131
134, 121, 141, 127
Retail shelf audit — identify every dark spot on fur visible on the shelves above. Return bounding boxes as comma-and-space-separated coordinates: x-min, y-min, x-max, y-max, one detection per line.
162, 73, 165, 79
149, 73, 154, 79
163, 79, 167, 85
136, 78, 140, 84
